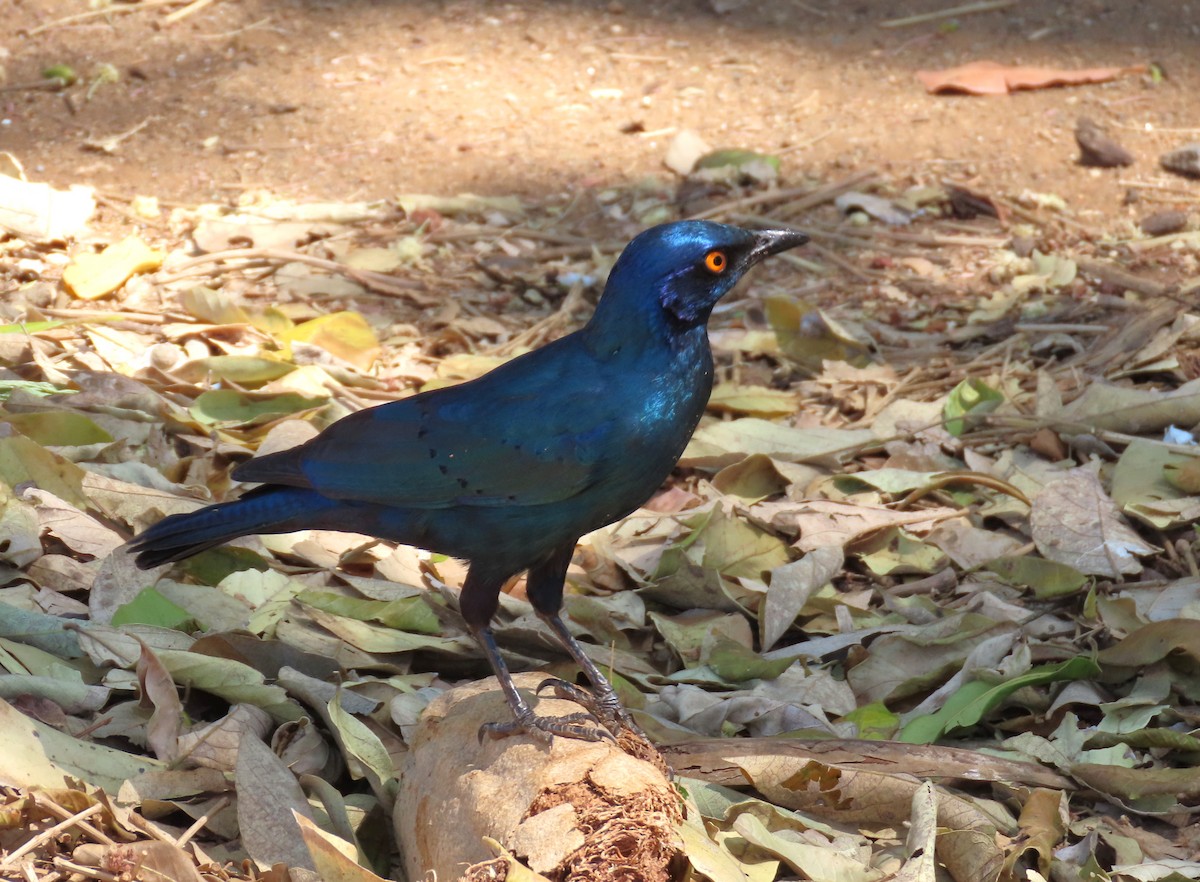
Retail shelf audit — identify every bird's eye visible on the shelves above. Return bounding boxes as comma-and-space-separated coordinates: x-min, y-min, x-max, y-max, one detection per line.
703, 250, 727, 274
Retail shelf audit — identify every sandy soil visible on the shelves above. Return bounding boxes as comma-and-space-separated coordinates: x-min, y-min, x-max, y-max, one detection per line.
3, 0, 1198, 224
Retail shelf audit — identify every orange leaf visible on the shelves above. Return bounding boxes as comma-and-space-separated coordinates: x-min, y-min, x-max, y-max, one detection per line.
916, 60, 1144, 95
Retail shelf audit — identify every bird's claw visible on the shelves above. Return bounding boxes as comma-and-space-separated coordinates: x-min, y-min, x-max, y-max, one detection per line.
535, 677, 648, 740
478, 710, 616, 745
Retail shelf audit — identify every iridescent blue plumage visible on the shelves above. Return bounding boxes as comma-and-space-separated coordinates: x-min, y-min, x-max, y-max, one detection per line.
130, 220, 807, 742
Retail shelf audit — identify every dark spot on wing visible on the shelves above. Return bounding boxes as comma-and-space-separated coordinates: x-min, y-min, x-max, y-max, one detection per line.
457, 477, 469, 489
428, 448, 437, 458
439, 464, 448, 475
417, 427, 428, 439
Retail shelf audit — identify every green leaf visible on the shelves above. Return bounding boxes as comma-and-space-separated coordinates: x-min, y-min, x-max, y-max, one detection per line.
899, 656, 1100, 743
944, 377, 1004, 436
699, 507, 791, 580
178, 545, 271, 585
296, 591, 441, 635
840, 702, 899, 740
327, 696, 398, 804
986, 556, 1088, 598
158, 649, 303, 722
704, 634, 793, 683
764, 297, 872, 372
187, 355, 296, 386
0, 322, 65, 335
189, 390, 326, 427
42, 64, 77, 85
856, 527, 947, 576
111, 587, 195, 630
0, 435, 89, 509
1, 410, 113, 446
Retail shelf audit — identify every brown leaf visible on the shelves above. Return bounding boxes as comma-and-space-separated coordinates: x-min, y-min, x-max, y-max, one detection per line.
916, 60, 1144, 96
137, 641, 183, 763
236, 734, 317, 871
1030, 466, 1157, 578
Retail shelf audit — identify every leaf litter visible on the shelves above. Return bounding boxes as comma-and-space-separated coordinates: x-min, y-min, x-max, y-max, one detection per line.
2, 159, 1200, 882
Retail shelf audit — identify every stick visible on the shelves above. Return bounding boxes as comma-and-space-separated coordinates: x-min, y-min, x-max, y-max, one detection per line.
879, 0, 1019, 28
23, 0, 183, 36
689, 170, 878, 221
0, 803, 107, 869
162, 0, 220, 25
155, 246, 432, 302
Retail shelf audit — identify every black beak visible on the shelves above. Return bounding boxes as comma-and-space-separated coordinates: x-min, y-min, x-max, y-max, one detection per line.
750, 227, 809, 261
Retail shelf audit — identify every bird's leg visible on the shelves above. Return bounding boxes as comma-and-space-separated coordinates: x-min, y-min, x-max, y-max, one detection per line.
461, 563, 612, 743
534, 611, 647, 739
526, 546, 646, 739
470, 624, 611, 743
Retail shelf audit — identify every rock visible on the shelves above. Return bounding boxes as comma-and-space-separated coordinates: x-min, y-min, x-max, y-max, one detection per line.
1161, 142, 1200, 178
663, 129, 710, 177
1075, 117, 1134, 168
1140, 210, 1189, 236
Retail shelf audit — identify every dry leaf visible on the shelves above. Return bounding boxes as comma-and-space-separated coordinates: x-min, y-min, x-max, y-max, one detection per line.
62, 234, 165, 300
916, 60, 1144, 96
1031, 467, 1157, 578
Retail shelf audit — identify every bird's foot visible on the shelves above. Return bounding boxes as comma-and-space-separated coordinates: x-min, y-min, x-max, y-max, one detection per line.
536, 677, 647, 740
478, 710, 616, 744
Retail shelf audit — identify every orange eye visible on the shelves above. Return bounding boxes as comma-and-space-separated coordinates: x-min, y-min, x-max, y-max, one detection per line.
704, 250, 727, 273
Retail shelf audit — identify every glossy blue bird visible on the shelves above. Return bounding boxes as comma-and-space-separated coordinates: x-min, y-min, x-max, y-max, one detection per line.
130, 220, 808, 741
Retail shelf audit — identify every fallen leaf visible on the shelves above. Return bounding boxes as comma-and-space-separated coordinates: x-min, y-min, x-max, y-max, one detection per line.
1031, 467, 1157, 578
916, 60, 1144, 96
62, 234, 164, 300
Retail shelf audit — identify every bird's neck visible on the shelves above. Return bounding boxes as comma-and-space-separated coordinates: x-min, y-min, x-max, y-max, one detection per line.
583, 272, 712, 359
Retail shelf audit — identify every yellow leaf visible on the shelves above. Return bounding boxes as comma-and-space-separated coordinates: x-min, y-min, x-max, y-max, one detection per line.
62, 235, 164, 300
709, 383, 797, 418
283, 311, 380, 371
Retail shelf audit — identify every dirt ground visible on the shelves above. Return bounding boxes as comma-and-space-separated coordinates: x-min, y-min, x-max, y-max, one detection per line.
3, 0, 1198, 223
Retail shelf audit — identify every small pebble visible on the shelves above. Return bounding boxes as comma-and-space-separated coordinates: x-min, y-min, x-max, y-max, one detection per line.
1161, 142, 1200, 178
1010, 236, 1038, 258
1075, 117, 1134, 168
1140, 210, 1189, 237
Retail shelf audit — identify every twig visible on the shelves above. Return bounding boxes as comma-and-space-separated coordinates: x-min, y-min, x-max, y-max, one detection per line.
0, 803, 107, 869
891, 568, 958, 597
689, 169, 878, 221
799, 220, 1006, 250
1014, 323, 1111, 335
879, 0, 1019, 28
124, 812, 180, 846
0, 78, 70, 94
23, 0, 184, 36
95, 192, 165, 226
984, 415, 1200, 457
196, 15, 274, 39
1117, 177, 1200, 194
51, 857, 119, 882
176, 796, 230, 848
1075, 257, 1168, 297
1124, 230, 1200, 253
803, 239, 880, 281
155, 246, 432, 302
34, 795, 115, 847
162, 0, 220, 25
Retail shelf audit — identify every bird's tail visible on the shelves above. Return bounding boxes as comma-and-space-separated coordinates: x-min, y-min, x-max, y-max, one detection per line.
129, 486, 337, 569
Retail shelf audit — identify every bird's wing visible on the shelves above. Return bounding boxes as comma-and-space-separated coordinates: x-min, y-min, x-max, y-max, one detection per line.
235, 341, 620, 509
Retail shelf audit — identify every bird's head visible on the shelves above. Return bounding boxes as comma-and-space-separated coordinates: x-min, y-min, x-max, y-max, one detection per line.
591, 221, 809, 334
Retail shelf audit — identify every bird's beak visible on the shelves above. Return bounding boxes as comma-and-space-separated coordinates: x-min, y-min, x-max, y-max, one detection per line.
749, 227, 809, 261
